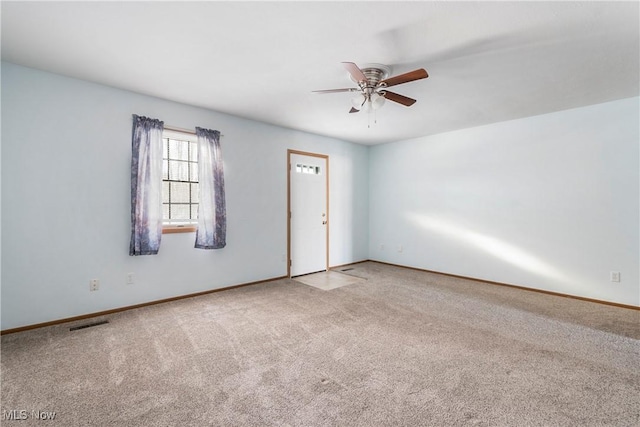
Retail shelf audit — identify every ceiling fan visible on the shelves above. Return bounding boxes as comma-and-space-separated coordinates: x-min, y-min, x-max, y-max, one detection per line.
313, 62, 428, 114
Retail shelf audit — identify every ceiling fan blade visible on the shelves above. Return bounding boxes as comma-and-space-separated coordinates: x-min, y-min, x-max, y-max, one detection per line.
349, 107, 360, 114
342, 62, 367, 83
312, 88, 358, 94
382, 91, 417, 107
380, 69, 428, 88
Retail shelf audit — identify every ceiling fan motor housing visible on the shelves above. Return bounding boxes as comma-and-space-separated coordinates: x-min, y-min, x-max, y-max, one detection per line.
350, 63, 392, 89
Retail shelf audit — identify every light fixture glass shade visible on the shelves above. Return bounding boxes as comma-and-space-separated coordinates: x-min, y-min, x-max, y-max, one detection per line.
351, 93, 366, 109
371, 92, 386, 110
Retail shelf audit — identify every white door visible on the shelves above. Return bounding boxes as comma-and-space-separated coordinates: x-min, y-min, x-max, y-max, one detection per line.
289, 152, 328, 277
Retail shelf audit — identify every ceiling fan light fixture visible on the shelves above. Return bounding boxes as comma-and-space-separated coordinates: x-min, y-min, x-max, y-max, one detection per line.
351, 93, 366, 109
371, 92, 385, 110
314, 62, 428, 116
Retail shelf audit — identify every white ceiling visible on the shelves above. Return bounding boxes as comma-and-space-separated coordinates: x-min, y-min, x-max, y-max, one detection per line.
2, 1, 638, 145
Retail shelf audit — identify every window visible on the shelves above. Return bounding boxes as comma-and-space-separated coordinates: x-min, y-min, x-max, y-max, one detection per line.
162, 130, 198, 233
295, 163, 321, 175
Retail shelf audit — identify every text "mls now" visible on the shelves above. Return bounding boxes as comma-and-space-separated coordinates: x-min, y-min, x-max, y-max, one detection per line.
2, 409, 57, 420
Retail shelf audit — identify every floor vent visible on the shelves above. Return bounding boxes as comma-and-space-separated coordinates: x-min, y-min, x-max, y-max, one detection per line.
70, 320, 109, 331
341, 268, 354, 272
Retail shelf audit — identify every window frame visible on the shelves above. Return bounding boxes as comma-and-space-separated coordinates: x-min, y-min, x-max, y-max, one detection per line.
161, 129, 199, 234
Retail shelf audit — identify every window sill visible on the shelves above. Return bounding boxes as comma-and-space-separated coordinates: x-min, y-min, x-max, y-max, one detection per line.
163, 225, 197, 234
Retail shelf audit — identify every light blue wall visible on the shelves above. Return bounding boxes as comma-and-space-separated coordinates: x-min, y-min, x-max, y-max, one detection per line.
3, 61, 637, 331
1, 62, 369, 329
369, 97, 640, 306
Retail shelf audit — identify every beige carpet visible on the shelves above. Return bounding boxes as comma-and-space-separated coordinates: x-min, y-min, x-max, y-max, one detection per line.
1, 262, 638, 426
293, 270, 366, 290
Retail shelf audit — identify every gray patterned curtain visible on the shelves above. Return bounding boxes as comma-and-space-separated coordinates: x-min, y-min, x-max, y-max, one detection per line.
195, 127, 226, 249
129, 115, 164, 255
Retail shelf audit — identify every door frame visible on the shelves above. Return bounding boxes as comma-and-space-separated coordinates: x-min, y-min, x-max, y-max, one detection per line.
287, 149, 329, 277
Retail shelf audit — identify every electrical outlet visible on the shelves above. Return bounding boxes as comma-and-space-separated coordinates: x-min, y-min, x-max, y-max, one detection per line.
90, 279, 100, 291
380, 244, 384, 250
397, 245, 403, 253
610, 271, 621, 282
126, 273, 135, 285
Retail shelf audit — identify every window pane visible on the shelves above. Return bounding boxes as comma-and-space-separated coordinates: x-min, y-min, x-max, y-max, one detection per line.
190, 164, 198, 182
168, 160, 190, 181
162, 159, 169, 180
190, 142, 198, 162
162, 181, 170, 204
191, 183, 199, 203
170, 182, 190, 203
162, 135, 200, 225
169, 139, 189, 161
171, 204, 190, 220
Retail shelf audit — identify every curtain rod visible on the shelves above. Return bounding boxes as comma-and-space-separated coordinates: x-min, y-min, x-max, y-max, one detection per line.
164, 125, 224, 137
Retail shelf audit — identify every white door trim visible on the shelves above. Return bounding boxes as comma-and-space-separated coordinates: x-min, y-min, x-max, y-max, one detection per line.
287, 149, 329, 277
